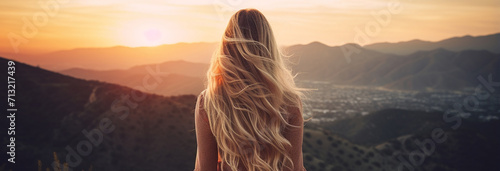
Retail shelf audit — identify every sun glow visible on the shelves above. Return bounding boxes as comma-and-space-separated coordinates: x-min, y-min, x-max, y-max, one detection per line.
114, 19, 181, 47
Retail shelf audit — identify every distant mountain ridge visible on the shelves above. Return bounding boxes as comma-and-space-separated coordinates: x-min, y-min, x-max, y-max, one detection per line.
1, 33, 498, 71
60, 60, 207, 96
363, 33, 500, 55
2, 33, 498, 94
60, 36, 500, 94
1, 42, 217, 71
287, 42, 500, 90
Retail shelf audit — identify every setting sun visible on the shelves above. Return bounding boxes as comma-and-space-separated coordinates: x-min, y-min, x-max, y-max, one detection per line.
114, 19, 181, 47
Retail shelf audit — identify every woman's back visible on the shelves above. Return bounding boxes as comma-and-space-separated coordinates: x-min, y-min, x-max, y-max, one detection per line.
194, 9, 307, 171
194, 91, 305, 171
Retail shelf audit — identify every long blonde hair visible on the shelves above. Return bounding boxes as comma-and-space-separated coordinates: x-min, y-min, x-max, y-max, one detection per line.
203, 9, 303, 171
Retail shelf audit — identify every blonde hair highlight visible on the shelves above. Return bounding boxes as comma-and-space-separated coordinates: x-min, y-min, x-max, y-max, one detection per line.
203, 9, 303, 171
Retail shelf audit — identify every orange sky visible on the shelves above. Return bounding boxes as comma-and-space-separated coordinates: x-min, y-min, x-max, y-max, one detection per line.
1, 0, 499, 54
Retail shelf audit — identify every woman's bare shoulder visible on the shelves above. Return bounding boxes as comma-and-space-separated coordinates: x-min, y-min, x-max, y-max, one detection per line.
196, 90, 207, 108
195, 90, 209, 123
285, 101, 304, 126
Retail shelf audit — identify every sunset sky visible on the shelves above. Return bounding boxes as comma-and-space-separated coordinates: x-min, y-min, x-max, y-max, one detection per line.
1, 0, 499, 54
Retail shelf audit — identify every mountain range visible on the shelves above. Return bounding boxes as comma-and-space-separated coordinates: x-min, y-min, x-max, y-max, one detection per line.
1, 33, 497, 72
288, 43, 500, 91
51, 33, 500, 94
364, 33, 500, 55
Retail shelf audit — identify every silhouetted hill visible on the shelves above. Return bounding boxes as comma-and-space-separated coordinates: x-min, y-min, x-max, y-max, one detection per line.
288, 43, 500, 90
304, 109, 500, 171
60, 60, 207, 96
364, 33, 500, 55
0, 57, 198, 171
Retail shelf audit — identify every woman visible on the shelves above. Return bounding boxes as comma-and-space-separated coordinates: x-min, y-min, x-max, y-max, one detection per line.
194, 9, 306, 171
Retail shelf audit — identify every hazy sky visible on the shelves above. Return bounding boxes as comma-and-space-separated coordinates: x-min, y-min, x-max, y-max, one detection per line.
1, 0, 499, 53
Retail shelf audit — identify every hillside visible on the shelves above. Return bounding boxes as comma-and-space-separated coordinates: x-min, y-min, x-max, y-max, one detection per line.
301, 127, 397, 171
0, 57, 198, 171
303, 109, 500, 171
364, 33, 500, 55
